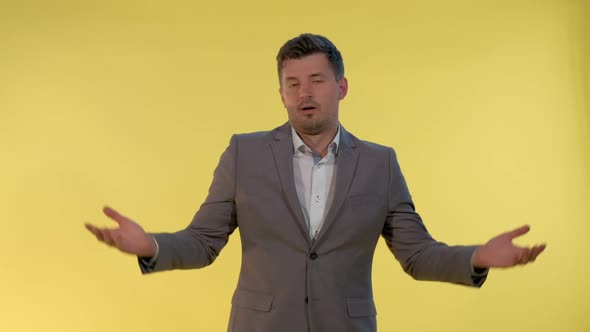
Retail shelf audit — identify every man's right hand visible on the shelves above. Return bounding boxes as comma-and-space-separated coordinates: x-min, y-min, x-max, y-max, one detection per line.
85, 206, 157, 257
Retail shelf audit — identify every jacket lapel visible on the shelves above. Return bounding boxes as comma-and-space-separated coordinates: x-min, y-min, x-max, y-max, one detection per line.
313, 126, 359, 245
270, 123, 312, 246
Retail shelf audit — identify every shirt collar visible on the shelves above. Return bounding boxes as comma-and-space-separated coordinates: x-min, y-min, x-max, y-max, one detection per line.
291, 124, 340, 157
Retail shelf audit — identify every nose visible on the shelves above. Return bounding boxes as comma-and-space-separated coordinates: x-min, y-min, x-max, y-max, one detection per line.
299, 82, 312, 100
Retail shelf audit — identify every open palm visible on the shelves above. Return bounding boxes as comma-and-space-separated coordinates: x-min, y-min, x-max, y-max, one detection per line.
472, 225, 546, 268
85, 206, 156, 257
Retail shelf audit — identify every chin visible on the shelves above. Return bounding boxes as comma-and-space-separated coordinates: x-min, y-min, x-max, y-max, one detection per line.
300, 122, 328, 135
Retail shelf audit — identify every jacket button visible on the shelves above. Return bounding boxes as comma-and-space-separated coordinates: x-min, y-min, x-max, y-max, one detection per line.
309, 252, 318, 260
305, 296, 309, 303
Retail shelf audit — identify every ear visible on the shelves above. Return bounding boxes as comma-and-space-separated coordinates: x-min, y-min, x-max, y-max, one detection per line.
338, 77, 348, 100
279, 86, 286, 106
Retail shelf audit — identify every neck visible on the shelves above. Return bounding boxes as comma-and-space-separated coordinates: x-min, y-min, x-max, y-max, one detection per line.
295, 125, 338, 157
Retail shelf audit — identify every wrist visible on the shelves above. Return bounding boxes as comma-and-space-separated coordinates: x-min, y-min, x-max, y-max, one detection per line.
141, 234, 157, 257
471, 246, 486, 269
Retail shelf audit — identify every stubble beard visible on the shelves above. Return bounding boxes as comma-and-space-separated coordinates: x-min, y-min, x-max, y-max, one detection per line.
290, 108, 339, 136
298, 115, 329, 135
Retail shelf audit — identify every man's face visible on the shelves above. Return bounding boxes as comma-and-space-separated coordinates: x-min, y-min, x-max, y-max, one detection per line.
279, 53, 348, 135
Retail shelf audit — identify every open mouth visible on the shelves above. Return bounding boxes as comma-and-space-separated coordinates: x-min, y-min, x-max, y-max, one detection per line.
300, 106, 317, 111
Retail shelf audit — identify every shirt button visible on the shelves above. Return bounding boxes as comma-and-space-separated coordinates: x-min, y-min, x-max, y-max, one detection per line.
315, 196, 320, 203
309, 252, 318, 260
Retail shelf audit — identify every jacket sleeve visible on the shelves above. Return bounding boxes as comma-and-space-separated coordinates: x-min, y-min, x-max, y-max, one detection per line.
381, 148, 487, 287
139, 135, 239, 274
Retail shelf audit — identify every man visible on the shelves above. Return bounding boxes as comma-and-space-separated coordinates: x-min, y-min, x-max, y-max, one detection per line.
85, 33, 546, 332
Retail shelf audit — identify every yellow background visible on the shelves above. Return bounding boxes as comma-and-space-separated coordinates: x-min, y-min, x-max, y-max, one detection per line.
1, 0, 588, 331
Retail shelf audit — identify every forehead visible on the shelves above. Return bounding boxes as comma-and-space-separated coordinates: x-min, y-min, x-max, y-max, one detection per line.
281, 53, 333, 79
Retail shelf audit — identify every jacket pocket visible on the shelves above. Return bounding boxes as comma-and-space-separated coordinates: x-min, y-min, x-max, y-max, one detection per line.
231, 288, 273, 312
346, 298, 377, 318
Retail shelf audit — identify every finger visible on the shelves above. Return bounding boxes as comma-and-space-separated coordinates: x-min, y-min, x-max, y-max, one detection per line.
507, 225, 531, 240
527, 248, 535, 262
110, 230, 124, 247
85, 223, 98, 234
102, 229, 115, 246
113, 233, 123, 247
102, 206, 129, 225
85, 224, 104, 240
93, 228, 106, 242
518, 248, 531, 265
530, 244, 547, 261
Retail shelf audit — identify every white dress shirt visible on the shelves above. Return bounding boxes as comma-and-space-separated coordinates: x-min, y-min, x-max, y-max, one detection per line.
291, 126, 340, 240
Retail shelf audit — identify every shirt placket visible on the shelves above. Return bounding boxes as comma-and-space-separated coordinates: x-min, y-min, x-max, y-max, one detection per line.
309, 154, 328, 239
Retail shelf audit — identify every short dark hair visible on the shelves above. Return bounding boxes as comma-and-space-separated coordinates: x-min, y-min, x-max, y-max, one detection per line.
276, 33, 344, 82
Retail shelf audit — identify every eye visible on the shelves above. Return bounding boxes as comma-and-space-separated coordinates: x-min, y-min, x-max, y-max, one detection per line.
312, 79, 324, 84
288, 83, 299, 88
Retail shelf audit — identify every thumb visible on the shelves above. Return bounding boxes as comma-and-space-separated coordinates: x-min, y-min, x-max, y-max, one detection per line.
506, 225, 531, 240
102, 206, 130, 225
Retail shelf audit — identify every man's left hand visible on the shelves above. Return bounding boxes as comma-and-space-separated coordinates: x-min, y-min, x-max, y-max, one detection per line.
472, 225, 546, 268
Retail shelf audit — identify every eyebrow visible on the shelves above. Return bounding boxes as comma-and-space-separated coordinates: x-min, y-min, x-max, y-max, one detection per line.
284, 73, 326, 81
